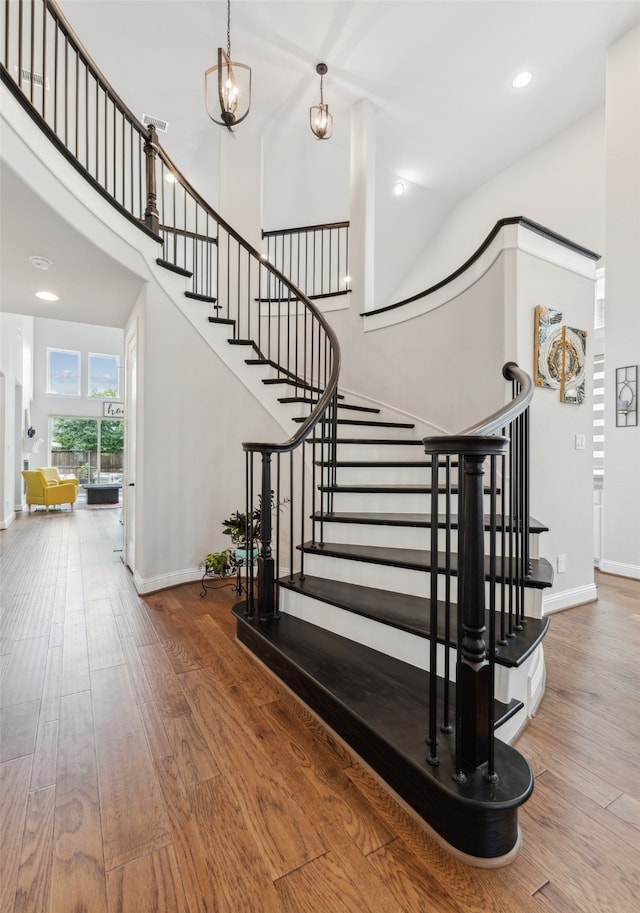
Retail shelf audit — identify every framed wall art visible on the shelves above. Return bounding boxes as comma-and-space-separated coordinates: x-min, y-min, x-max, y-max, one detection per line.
616, 365, 637, 427
534, 305, 588, 404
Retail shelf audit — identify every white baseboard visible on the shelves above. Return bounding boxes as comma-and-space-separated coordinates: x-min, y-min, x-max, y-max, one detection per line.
0, 511, 15, 530
598, 560, 640, 581
134, 567, 202, 595
542, 583, 598, 615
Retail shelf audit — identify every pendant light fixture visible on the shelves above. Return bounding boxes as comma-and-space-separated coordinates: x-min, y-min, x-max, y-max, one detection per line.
310, 63, 333, 140
205, 0, 251, 131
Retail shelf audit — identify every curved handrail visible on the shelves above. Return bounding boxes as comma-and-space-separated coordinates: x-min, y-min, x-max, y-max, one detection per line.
363, 216, 599, 319
461, 362, 532, 436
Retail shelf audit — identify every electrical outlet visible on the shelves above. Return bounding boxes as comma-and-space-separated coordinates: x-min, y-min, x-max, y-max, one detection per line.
575, 434, 586, 450
557, 554, 566, 573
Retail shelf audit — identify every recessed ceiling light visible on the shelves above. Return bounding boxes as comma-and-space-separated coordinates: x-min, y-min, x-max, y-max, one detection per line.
29, 255, 53, 270
392, 181, 405, 197
35, 290, 60, 301
512, 71, 532, 89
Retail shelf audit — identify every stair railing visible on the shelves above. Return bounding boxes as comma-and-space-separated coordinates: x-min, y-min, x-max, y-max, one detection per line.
423, 362, 533, 780
262, 221, 351, 302
2, 0, 341, 607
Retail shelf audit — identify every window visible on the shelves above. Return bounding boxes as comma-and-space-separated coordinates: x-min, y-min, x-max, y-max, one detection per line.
88, 353, 120, 398
47, 348, 81, 396
593, 353, 605, 489
594, 268, 605, 330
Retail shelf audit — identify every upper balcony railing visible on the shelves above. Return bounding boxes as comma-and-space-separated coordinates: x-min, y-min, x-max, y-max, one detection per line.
262, 221, 351, 303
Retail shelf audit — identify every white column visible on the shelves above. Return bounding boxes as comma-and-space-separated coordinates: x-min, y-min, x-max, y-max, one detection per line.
350, 100, 376, 313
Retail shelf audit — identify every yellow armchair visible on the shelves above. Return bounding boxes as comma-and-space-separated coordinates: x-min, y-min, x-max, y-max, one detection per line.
39, 466, 79, 492
22, 470, 77, 512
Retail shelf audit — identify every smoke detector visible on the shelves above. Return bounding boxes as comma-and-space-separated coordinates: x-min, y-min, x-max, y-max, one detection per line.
29, 255, 53, 270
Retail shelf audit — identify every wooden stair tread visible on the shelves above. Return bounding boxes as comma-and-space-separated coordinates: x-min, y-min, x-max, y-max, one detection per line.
316, 459, 449, 468
278, 397, 379, 413
299, 540, 554, 588
233, 605, 532, 859
312, 437, 424, 445
314, 510, 549, 534
279, 573, 549, 668
294, 417, 415, 428
319, 483, 497, 495
185, 291, 219, 305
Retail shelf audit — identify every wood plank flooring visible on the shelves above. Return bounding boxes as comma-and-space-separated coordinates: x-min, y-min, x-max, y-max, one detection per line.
1, 506, 638, 913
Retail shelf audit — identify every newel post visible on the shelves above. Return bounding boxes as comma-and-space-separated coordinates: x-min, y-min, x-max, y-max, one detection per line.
258, 452, 275, 618
457, 436, 508, 771
144, 125, 160, 234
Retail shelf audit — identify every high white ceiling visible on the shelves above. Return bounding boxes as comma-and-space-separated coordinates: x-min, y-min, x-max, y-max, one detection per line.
2, 0, 640, 326
57, 0, 640, 197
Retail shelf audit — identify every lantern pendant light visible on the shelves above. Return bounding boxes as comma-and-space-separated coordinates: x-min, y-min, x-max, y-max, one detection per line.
310, 63, 333, 140
205, 0, 251, 131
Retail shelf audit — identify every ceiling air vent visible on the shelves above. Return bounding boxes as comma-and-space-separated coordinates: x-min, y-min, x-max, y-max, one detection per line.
142, 113, 169, 133
14, 66, 50, 89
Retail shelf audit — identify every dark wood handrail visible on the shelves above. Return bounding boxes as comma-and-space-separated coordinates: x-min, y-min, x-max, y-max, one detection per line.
362, 216, 600, 318
462, 362, 532, 436
262, 220, 349, 237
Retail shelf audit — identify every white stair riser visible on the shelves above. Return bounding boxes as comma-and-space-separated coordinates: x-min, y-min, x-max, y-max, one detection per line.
317, 520, 541, 558
300, 549, 544, 615
331, 423, 417, 440
330, 465, 434, 485
278, 588, 544, 745
279, 587, 448, 674
329, 442, 426, 462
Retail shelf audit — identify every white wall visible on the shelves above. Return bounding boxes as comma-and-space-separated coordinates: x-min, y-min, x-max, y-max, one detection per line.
128, 277, 286, 593
511, 251, 596, 609
602, 25, 640, 579
262, 124, 349, 231
386, 109, 605, 312
0, 313, 34, 525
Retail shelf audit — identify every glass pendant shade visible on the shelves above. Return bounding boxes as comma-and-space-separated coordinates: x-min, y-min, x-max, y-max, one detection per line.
310, 63, 333, 140
310, 102, 333, 140
205, 47, 251, 131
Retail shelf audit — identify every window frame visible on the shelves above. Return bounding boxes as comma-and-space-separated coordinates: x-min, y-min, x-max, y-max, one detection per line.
88, 351, 121, 398
46, 347, 81, 397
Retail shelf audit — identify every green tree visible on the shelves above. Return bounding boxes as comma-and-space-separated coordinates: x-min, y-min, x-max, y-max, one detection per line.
52, 418, 123, 453
101, 421, 124, 453
52, 418, 98, 451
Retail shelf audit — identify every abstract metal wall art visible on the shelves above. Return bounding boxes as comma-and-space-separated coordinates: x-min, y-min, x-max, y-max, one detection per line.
534, 305, 588, 405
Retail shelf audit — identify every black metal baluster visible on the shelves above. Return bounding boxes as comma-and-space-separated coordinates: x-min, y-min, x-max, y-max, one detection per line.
487, 454, 498, 781
442, 455, 453, 733
427, 452, 439, 766
290, 451, 295, 581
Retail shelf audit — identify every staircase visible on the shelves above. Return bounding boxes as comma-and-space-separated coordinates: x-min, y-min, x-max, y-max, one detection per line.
1, 2, 552, 865
152, 245, 553, 864
231, 377, 552, 862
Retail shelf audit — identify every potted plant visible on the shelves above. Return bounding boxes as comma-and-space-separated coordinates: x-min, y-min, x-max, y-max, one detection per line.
199, 548, 237, 579
221, 505, 261, 548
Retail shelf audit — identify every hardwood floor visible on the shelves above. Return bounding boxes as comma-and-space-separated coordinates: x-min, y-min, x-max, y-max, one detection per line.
1, 506, 638, 913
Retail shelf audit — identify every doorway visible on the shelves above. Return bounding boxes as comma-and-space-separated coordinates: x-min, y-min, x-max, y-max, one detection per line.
50, 416, 124, 495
